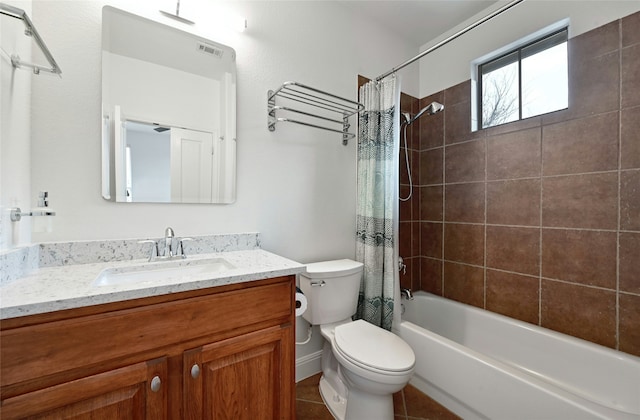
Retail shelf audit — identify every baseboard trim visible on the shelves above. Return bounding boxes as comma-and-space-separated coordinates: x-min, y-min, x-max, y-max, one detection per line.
295, 350, 322, 383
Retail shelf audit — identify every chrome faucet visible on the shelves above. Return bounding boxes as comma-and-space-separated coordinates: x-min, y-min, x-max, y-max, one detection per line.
163, 227, 175, 257
400, 288, 414, 300
139, 227, 193, 261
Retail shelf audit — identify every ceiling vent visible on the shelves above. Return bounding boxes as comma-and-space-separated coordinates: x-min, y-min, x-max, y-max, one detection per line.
196, 42, 224, 59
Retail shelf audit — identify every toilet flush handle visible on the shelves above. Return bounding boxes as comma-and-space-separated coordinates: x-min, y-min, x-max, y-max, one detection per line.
310, 280, 326, 287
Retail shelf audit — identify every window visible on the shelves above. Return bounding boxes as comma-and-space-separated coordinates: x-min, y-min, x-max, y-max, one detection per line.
478, 28, 568, 129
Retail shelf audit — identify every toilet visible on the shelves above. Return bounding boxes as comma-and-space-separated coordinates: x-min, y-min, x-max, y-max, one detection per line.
299, 259, 415, 420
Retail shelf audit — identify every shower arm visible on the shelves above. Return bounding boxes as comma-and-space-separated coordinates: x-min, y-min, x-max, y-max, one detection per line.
375, 0, 525, 81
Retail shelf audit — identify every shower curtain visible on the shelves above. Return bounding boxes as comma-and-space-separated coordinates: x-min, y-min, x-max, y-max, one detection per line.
354, 75, 400, 331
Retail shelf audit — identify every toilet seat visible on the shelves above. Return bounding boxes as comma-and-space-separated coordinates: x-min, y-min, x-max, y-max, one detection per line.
333, 320, 415, 374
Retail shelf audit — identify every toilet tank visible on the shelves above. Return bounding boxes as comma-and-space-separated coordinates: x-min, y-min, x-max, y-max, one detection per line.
299, 259, 363, 325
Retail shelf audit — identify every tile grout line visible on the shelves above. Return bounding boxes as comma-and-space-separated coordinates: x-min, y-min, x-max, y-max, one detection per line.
416, 108, 422, 292
483, 132, 488, 309
400, 388, 409, 420
295, 398, 326, 404
413, 122, 417, 291
539, 120, 544, 327
615, 18, 623, 351
417, 220, 623, 234
420, 256, 629, 295
412, 165, 635, 189
441, 94, 447, 296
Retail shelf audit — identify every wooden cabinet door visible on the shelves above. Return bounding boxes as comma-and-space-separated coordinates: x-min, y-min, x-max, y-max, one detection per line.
183, 325, 294, 420
0, 357, 167, 420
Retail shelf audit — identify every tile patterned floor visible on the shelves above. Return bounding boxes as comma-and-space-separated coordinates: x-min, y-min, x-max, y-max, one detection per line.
296, 373, 461, 420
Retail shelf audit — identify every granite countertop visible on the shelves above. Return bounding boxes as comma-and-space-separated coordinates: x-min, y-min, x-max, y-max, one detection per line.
0, 249, 305, 320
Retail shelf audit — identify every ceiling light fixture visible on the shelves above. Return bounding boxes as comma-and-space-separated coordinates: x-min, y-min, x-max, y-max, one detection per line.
160, 0, 194, 25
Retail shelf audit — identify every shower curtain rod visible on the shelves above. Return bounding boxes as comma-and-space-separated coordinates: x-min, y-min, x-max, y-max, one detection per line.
375, 0, 525, 81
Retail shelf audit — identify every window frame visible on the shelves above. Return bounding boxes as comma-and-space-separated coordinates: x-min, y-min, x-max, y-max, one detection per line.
477, 27, 569, 130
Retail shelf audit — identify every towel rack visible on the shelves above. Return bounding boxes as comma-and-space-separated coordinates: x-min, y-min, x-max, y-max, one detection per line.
268, 81, 363, 145
0, 2, 61, 76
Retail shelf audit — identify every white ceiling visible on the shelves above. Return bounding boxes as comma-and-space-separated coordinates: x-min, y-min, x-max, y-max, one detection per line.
339, 0, 500, 47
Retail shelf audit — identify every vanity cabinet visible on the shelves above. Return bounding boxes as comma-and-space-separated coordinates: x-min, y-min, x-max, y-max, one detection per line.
0, 276, 295, 419
0, 357, 168, 419
183, 326, 292, 419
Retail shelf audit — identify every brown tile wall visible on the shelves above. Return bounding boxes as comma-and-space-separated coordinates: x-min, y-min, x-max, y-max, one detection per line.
398, 11, 640, 357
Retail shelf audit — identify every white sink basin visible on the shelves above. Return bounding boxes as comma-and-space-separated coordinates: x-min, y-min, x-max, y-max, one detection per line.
93, 258, 235, 287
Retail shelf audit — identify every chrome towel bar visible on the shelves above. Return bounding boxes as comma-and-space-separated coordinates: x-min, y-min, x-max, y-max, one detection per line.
268, 81, 363, 145
0, 2, 62, 76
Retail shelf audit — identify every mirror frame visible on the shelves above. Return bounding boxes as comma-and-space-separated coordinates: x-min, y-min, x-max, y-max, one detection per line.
101, 6, 237, 204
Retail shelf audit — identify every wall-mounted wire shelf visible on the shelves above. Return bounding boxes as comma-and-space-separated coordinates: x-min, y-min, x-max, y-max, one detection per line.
268, 81, 363, 145
0, 2, 61, 76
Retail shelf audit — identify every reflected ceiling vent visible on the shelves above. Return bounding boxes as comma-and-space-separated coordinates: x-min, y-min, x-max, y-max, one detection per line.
197, 42, 224, 59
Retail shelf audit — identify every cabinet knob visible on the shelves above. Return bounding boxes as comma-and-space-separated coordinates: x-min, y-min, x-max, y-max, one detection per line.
191, 363, 200, 379
150, 376, 162, 392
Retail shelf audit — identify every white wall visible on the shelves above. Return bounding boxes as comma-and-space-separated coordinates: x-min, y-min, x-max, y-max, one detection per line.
1, 0, 32, 249
21, 1, 419, 363
9, 0, 637, 376
104, 52, 220, 132
27, 0, 419, 264
418, 0, 640, 98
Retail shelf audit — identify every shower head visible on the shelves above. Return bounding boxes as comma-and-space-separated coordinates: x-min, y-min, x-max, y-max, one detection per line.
403, 101, 444, 125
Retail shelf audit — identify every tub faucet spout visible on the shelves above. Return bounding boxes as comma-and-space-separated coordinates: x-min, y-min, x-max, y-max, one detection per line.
400, 288, 414, 300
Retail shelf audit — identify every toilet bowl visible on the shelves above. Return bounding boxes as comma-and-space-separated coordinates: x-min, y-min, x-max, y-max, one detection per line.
299, 259, 415, 420
322, 320, 415, 419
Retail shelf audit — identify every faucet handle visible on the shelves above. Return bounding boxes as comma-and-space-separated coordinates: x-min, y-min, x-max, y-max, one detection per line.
398, 257, 407, 275
400, 288, 414, 300
138, 240, 159, 261
178, 237, 194, 258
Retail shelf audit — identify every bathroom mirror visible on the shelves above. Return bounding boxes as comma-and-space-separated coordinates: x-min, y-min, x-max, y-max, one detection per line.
101, 6, 236, 203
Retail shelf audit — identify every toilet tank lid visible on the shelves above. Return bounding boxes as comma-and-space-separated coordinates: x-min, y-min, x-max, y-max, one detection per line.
302, 259, 363, 279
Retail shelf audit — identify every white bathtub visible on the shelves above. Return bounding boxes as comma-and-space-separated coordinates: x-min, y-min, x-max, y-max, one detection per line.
394, 291, 640, 420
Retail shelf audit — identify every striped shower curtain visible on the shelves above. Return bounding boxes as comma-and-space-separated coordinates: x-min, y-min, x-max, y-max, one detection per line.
354, 75, 400, 331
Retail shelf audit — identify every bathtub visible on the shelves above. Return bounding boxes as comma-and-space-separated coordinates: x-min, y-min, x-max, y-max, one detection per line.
394, 291, 640, 420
